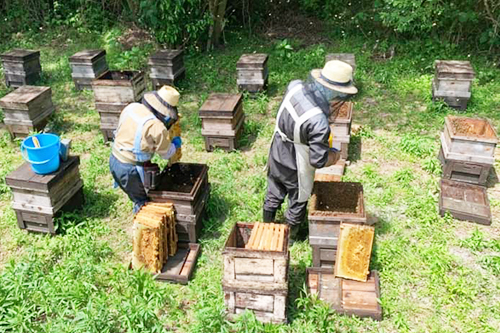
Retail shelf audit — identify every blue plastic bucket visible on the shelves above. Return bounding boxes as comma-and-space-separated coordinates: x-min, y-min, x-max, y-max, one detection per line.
21, 134, 61, 174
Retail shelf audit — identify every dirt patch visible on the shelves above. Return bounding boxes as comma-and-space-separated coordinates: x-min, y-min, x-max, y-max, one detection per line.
449, 117, 496, 140
157, 163, 203, 193
310, 182, 363, 215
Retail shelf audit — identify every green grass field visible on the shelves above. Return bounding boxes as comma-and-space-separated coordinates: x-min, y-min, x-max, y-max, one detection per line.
0, 27, 499, 332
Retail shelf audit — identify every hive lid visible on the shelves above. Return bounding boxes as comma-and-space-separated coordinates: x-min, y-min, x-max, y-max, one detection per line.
69, 49, 106, 64
0, 49, 40, 62
0, 86, 51, 108
435, 60, 475, 80
149, 49, 184, 64
199, 93, 243, 114
334, 223, 374, 282
237, 53, 269, 69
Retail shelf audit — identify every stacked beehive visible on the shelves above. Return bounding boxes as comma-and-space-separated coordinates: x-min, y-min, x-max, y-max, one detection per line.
132, 202, 177, 273
69, 50, 108, 90
0, 49, 42, 88
5, 156, 84, 234
148, 49, 185, 89
223, 222, 289, 324
92, 70, 147, 142
199, 93, 244, 152
0, 86, 55, 139
236, 54, 269, 93
438, 116, 497, 225
432, 60, 475, 110
325, 53, 356, 73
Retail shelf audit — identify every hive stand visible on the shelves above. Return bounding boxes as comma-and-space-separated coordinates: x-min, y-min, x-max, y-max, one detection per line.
0, 86, 55, 139
199, 93, 244, 152
148, 49, 185, 89
236, 54, 269, 93
5, 156, 84, 234
69, 50, 108, 90
0, 49, 42, 88
223, 222, 289, 324
432, 60, 475, 111
92, 70, 147, 142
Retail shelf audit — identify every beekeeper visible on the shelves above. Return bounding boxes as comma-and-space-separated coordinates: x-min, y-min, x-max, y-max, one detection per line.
263, 60, 357, 237
110, 85, 182, 213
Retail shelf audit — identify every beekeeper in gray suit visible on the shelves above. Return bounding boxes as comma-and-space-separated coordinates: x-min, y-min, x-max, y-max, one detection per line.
263, 60, 357, 237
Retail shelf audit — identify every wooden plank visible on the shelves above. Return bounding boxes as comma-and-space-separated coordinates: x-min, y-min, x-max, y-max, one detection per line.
277, 224, 286, 252
234, 258, 274, 275
245, 222, 259, 249
235, 293, 275, 312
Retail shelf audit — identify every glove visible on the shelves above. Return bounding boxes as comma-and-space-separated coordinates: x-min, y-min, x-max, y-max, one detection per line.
325, 149, 340, 167
171, 136, 182, 149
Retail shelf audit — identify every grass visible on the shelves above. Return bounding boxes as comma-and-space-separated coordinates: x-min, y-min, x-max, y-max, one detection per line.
0, 25, 500, 332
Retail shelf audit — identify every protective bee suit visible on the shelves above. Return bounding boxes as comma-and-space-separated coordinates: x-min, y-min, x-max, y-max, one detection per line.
263, 60, 358, 229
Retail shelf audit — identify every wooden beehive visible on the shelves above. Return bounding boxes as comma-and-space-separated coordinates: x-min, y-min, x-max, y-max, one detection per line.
0, 49, 41, 87
314, 159, 346, 183
438, 147, 491, 186
148, 163, 210, 243
5, 156, 84, 234
236, 54, 269, 93
334, 223, 375, 282
148, 49, 185, 89
433, 60, 475, 110
92, 70, 147, 142
69, 49, 108, 90
325, 53, 356, 73
441, 116, 497, 165
309, 182, 366, 268
0, 86, 55, 139
199, 93, 244, 152
439, 179, 492, 225
307, 268, 382, 320
329, 101, 353, 136
223, 222, 289, 324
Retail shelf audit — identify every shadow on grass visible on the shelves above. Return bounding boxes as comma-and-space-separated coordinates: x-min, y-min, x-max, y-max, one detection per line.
238, 119, 266, 152
287, 254, 310, 323
348, 134, 362, 163
200, 184, 232, 240
486, 167, 498, 188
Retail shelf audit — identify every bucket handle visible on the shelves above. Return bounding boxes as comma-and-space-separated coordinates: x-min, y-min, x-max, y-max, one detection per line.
21, 143, 59, 165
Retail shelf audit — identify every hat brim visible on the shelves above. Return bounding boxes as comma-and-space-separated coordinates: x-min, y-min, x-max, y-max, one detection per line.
310, 69, 358, 95
143, 92, 176, 118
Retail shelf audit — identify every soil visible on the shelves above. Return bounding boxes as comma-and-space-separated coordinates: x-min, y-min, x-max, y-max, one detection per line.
310, 182, 362, 215
157, 163, 203, 193
450, 117, 494, 139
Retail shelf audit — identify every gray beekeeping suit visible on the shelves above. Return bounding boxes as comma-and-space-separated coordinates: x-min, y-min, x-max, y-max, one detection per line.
264, 78, 336, 226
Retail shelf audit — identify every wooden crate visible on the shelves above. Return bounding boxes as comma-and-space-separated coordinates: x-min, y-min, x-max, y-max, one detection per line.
439, 179, 492, 225
329, 102, 353, 136
92, 70, 147, 141
224, 288, 287, 324
331, 133, 350, 160
441, 116, 497, 165
0, 49, 41, 87
155, 243, 200, 284
314, 159, 346, 182
237, 54, 269, 92
148, 163, 210, 242
432, 82, 471, 111
0, 86, 55, 139
69, 49, 108, 90
148, 49, 185, 88
307, 268, 382, 321
223, 222, 289, 290
435, 60, 475, 81
334, 223, 375, 282
203, 117, 244, 152
438, 148, 491, 186
325, 53, 356, 73
308, 182, 366, 256
5, 156, 84, 234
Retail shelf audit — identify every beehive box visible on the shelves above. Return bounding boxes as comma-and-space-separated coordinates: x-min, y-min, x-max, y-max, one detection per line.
329, 101, 353, 136
307, 268, 382, 321
0, 49, 41, 87
335, 223, 375, 282
314, 159, 346, 183
223, 222, 289, 324
325, 53, 356, 73
438, 148, 491, 186
331, 132, 350, 160
148, 163, 210, 243
199, 93, 245, 152
148, 49, 185, 89
309, 182, 366, 268
432, 83, 471, 110
441, 116, 497, 165
236, 54, 269, 93
69, 49, 108, 90
5, 156, 84, 234
0, 86, 55, 139
92, 70, 147, 142
433, 61, 475, 110
439, 179, 492, 225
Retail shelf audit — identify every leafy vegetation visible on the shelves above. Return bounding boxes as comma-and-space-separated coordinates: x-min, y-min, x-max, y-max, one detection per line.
0, 22, 500, 332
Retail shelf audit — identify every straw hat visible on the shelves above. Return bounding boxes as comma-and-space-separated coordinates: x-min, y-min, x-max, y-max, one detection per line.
311, 60, 357, 95
143, 85, 180, 117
